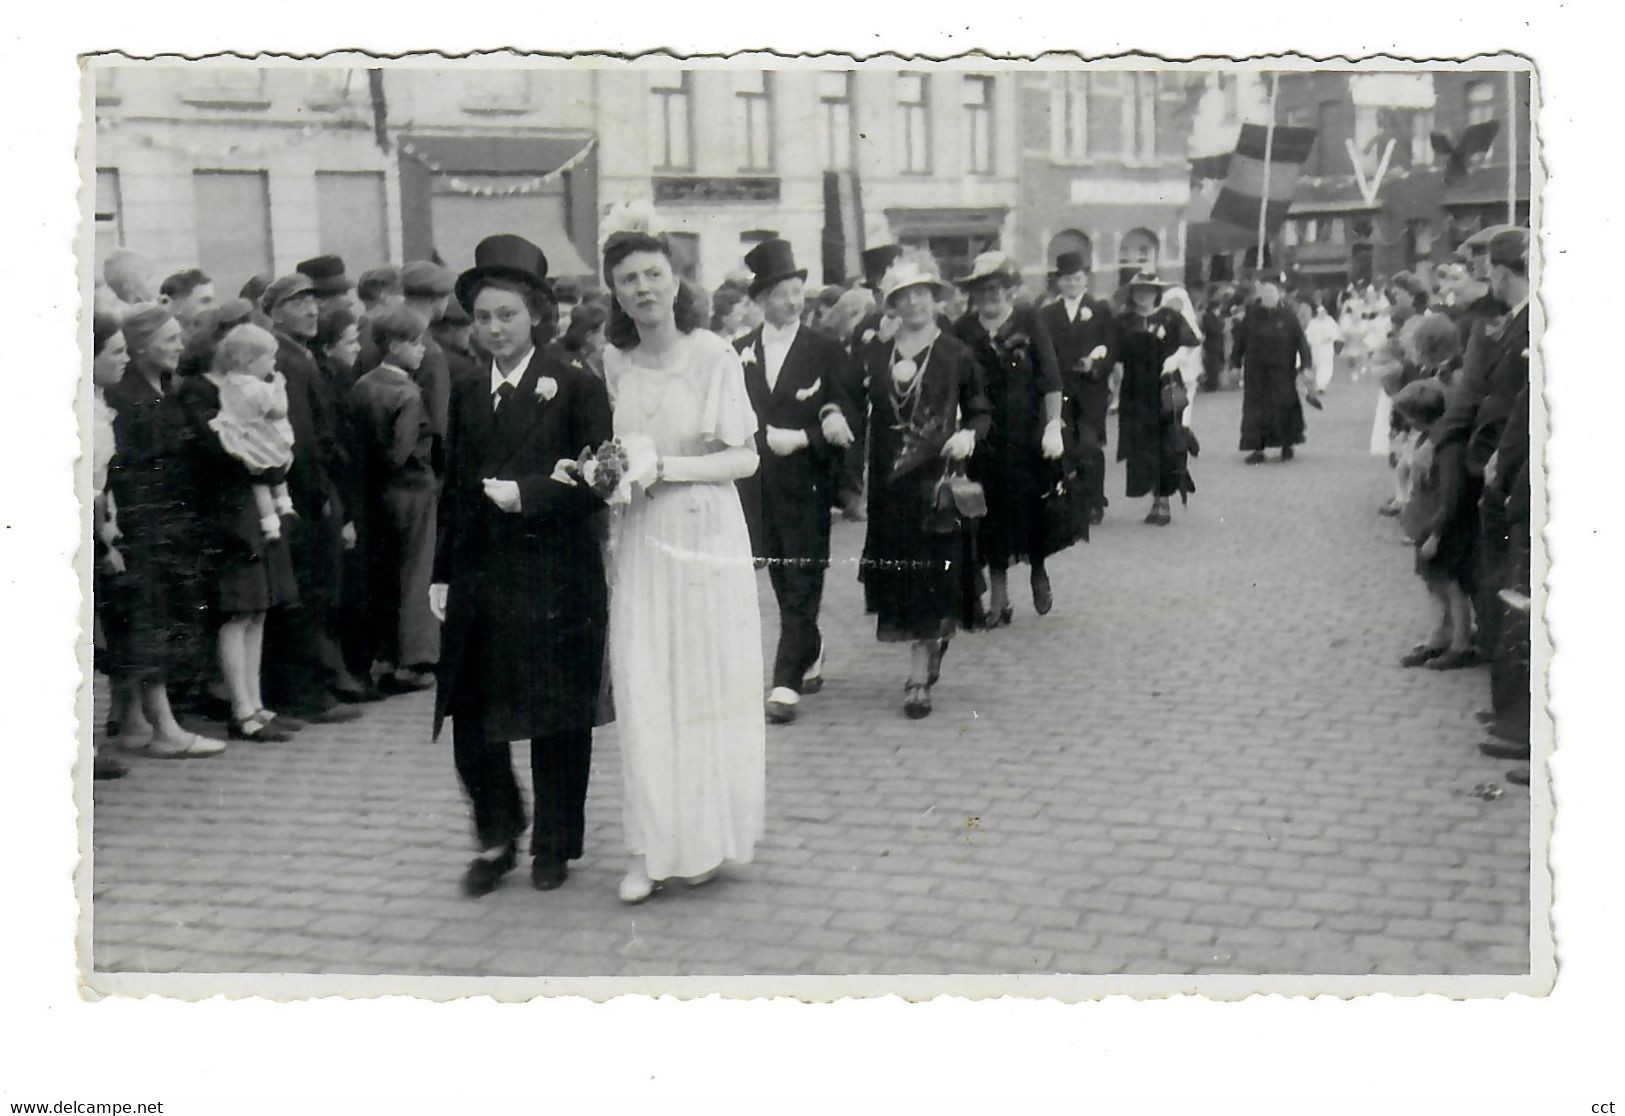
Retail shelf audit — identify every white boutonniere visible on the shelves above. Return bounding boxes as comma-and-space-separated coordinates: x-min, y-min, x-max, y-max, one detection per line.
861, 328, 877, 345
795, 377, 822, 402
740, 347, 759, 367
1154, 324, 1166, 340
535, 376, 559, 402
1078, 306, 1093, 322
1089, 344, 1108, 361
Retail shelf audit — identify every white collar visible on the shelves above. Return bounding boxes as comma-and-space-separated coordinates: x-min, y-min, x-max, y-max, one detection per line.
762, 320, 799, 345
490, 347, 534, 392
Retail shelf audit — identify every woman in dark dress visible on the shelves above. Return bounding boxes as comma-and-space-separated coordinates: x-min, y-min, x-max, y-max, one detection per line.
175, 322, 301, 742
951, 252, 1067, 624
1235, 276, 1313, 463
102, 306, 224, 758
859, 255, 993, 719
1114, 271, 1200, 526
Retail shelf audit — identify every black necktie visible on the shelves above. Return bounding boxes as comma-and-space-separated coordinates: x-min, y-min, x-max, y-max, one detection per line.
494, 381, 514, 413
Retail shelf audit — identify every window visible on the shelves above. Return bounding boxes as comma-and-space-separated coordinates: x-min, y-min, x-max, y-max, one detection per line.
315, 172, 390, 271
1051, 72, 1089, 163
1120, 228, 1159, 268
664, 231, 699, 282
963, 75, 995, 175
649, 72, 693, 171
1326, 218, 1346, 245
1465, 79, 1498, 161
1128, 72, 1157, 160
1220, 74, 1239, 123
898, 72, 931, 173
94, 169, 123, 266
1284, 219, 1300, 248
1407, 108, 1436, 167
734, 70, 774, 172
192, 171, 273, 302
1086, 72, 1124, 155
818, 71, 854, 171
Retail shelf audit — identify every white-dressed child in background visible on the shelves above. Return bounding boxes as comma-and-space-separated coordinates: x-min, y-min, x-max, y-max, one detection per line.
208, 329, 296, 540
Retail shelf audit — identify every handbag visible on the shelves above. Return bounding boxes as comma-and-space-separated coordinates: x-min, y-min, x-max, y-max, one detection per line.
926, 461, 987, 534
1160, 371, 1189, 417
1039, 462, 1089, 554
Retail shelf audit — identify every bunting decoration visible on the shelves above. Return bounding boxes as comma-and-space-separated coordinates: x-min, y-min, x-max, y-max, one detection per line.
398, 137, 597, 198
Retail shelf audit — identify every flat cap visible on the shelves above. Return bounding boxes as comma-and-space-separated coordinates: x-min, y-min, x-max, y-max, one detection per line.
261, 272, 317, 312
401, 260, 455, 298
1460, 223, 1517, 255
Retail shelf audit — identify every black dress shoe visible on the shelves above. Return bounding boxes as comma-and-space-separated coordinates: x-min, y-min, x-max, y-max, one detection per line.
1031, 572, 1053, 616
1478, 739, 1531, 762
93, 755, 129, 780
378, 671, 434, 695
1244, 450, 1266, 465
1281, 446, 1295, 460
462, 844, 518, 897
331, 682, 385, 704
1089, 506, 1105, 526
531, 858, 568, 891
1506, 767, 1530, 786
289, 703, 363, 724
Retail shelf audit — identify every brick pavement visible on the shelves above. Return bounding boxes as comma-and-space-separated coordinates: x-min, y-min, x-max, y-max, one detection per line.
87, 377, 1531, 979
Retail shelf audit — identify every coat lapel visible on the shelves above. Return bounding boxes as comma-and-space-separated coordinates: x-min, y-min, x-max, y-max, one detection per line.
487, 351, 546, 472
767, 328, 811, 409
740, 329, 770, 418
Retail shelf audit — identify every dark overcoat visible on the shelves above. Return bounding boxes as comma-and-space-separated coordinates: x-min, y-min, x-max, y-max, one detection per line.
432, 349, 613, 743
1234, 305, 1312, 452
1116, 306, 1200, 499
733, 324, 858, 561
1038, 295, 1117, 442
954, 305, 1064, 567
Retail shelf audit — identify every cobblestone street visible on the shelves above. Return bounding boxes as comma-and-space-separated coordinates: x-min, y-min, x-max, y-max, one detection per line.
87, 377, 1531, 980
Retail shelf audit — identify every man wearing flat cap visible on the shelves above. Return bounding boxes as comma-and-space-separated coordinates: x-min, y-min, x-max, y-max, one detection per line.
1038, 251, 1117, 525
734, 239, 859, 724
259, 273, 367, 723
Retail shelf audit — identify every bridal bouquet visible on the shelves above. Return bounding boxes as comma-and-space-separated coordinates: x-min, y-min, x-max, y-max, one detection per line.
576, 434, 659, 505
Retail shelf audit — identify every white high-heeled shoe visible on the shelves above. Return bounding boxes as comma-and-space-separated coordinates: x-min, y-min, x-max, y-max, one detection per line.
619, 862, 660, 904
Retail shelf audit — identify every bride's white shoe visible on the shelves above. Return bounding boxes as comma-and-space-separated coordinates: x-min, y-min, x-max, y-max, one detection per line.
619, 863, 659, 904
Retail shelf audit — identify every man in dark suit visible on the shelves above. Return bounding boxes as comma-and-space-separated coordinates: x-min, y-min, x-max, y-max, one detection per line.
734, 239, 858, 725
430, 235, 612, 896
1037, 251, 1117, 524
260, 274, 364, 724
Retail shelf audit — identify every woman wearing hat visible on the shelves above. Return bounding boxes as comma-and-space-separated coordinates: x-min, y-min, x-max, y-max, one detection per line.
952, 251, 1067, 624
1114, 271, 1199, 525
102, 306, 222, 757
1234, 276, 1313, 465
596, 209, 766, 903
430, 233, 614, 897
859, 251, 993, 717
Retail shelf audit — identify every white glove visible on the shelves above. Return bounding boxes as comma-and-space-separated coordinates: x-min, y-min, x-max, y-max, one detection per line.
428, 583, 448, 622
765, 426, 810, 456
942, 429, 976, 461
820, 406, 856, 449
1041, 420, 1064, 461
550, 459, 580, 487
1089, 344, 1108, 362
877, 314, 901, 342
482, 477, 522, 513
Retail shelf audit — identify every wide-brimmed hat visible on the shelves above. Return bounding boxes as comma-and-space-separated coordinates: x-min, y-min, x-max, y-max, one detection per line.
879, 257, 947, 307
297, 254, 352, 296
861, 244, 903, 288
1049, 251, 1089, 279
743, 238, 808, 298
1413, 312, 1463, 368
957, 250, 1021, 290
1460, 223, 1517, 257
1125, 269, 1169, 291
455, 234, 553, 313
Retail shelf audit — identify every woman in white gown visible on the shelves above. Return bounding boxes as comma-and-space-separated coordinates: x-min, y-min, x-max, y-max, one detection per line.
600, 220, 767, 904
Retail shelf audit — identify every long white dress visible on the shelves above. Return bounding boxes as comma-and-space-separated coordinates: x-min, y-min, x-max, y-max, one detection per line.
1306, 312, 1341, 392
604, 330, 767, 881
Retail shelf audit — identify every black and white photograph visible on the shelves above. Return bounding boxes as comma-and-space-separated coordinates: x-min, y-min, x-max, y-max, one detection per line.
73, 53, 1551, 998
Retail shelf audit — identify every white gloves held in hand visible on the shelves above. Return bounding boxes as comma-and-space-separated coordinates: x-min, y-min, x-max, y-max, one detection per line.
765, 426, 811, 456
428, 583, 448, 622
1041, 419, 1065, 461
482, 477, 521, 513
942, 429, 977, 462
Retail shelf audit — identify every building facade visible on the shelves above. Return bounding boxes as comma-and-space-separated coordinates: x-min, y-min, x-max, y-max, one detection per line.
1014, 69, 1200, 296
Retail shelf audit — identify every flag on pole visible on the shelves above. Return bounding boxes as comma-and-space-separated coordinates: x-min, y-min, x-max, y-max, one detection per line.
1209, 122, 1318, 233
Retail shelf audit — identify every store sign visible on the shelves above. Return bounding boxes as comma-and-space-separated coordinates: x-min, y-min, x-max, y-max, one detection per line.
653, 176, 781, 204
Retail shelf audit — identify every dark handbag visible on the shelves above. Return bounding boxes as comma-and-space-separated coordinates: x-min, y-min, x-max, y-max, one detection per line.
1160, 371, 1189, 417
1039, 463, 1090, 554
926, 461, 987, 534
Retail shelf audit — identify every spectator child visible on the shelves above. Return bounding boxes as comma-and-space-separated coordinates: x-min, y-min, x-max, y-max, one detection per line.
208, 325, 297, 542
1394, 378, 1477, 671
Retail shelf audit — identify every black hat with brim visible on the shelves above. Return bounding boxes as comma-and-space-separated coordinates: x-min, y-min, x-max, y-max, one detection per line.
744, 238, 808, 299
454, 234, 554, 313
1050, 251, 1088, 278
297, 254, 353, 296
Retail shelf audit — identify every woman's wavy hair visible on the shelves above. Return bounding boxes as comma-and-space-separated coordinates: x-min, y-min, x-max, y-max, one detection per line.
601, 231, 705, 349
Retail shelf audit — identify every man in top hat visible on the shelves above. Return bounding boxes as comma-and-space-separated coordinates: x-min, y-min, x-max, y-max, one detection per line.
431, 233, 613, 896
258, 273, 367, 724
297, 254, 355, 310
1038, 250, 1117, 525
732, 239, 858, 724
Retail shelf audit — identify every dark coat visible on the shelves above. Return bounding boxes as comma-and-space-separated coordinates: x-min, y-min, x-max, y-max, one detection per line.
732, 323, 858, 560
1467, 303, 1529, 477
432, 349, 613, 743
1038, 295, 1117, 439
275, 330, 346, 603
954, 306, 1064, 566
859, 332, 993, 641
102, 364, 206, 681
1116, 307, 1199, 498
1235, 304, 1312, 452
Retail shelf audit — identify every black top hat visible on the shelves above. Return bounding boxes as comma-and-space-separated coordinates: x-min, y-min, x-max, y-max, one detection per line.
1050, 251, 1088, 278
743, 238, 808, 298
454, 234, 553, 313
861, 244, 903, 287
297, 254, 352, 296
